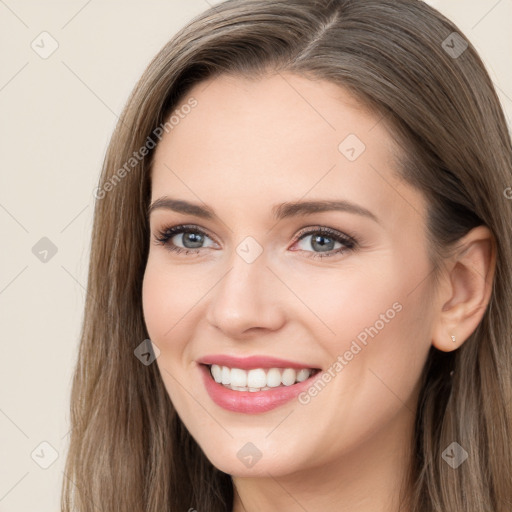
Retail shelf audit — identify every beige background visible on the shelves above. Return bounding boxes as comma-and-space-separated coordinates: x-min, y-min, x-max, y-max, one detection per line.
0, 1, 510, 510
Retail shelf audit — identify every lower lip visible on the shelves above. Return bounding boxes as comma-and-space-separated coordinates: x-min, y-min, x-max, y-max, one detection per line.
199, 364, 321, 414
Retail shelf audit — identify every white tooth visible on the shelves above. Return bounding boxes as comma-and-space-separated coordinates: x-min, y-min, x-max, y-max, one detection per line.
282, 368, 296, 386
218, 366, 314, 391
266, 368, 282, 387
296, 369, 311, 382
211, 364, 222, 383
231, 368, 247, 387
221, 366, 231, 385
247, 368, 267, 388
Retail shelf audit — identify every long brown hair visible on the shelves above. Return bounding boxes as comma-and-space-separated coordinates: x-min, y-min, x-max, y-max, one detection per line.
61, 1, 512, 510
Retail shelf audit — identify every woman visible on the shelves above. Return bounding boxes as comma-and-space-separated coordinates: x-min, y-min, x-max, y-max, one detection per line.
61, 0, 512, 510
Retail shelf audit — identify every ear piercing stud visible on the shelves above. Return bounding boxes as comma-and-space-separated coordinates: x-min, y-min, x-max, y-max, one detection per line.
451, 335, 456, 343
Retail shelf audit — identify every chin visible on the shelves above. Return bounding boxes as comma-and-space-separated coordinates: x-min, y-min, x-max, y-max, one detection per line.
198, 439, 303, 478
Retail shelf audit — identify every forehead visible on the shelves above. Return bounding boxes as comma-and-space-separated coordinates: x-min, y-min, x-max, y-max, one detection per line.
150, 72, 426, 229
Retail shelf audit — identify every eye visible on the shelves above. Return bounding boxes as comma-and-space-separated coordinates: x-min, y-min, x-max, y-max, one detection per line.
153, 224, 217, 256
152, 224, 358, 259
291, 226, 357, 259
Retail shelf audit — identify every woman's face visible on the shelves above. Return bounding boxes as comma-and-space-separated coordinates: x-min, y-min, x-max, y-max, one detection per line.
142, 72, 436, 477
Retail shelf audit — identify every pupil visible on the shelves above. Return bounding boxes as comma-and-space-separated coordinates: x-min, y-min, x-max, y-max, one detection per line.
183, 232, 203, 248
312, 235, 334, 252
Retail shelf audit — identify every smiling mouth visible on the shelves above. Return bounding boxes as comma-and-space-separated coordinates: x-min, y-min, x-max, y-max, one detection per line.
204, 364, 321, 392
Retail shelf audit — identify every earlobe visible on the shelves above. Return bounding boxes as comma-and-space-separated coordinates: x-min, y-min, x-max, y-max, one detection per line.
431, 225, 496, 352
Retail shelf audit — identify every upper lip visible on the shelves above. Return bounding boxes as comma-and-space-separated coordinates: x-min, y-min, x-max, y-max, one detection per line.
196, 354, 320, 370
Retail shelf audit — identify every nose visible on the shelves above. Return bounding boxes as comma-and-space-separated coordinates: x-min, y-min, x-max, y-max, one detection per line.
205, 249, 286, 338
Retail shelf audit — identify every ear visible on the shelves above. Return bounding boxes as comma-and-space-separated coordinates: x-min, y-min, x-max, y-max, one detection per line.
431, 225, 496, 352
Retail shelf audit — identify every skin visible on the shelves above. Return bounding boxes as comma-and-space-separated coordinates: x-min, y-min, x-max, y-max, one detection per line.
142, 72, 495, 512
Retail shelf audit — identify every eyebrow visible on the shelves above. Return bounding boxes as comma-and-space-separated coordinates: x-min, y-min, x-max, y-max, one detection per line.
148, 197, 379, 224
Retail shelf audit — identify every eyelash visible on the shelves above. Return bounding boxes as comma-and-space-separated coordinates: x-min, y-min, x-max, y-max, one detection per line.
153, 224, 358, 260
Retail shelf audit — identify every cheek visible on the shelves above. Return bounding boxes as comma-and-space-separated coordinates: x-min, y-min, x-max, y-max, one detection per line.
141, 257, 199, 345
289, 253, 432, 404
292, 243, 434, 360
286, 277, 431, 466
141, 259, 198, 410
142, 264, 170, 342
276, 257, 402, 344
